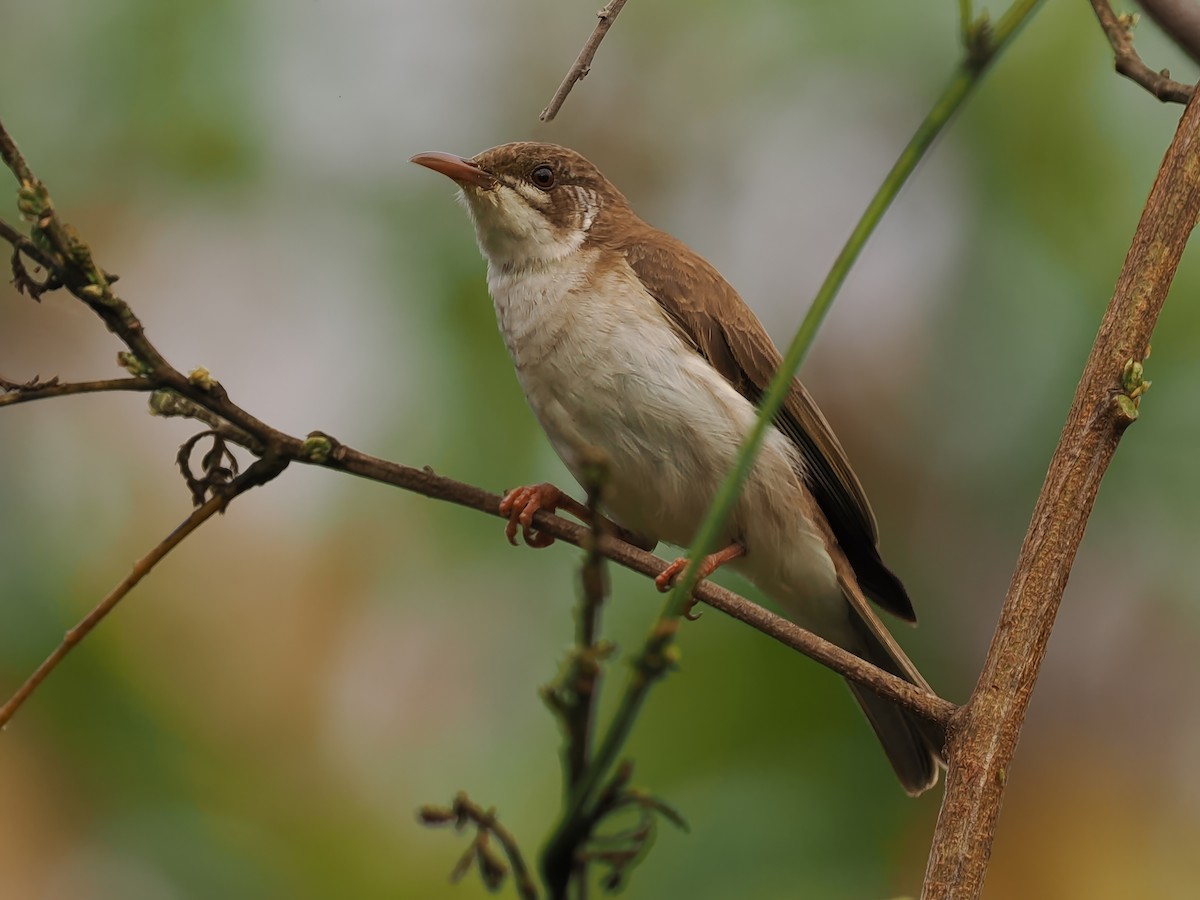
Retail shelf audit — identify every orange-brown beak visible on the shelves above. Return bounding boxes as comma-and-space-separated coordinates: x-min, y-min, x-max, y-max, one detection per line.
410, 151, 495, 188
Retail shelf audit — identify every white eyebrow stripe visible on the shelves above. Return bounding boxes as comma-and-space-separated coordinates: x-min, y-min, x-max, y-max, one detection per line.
577, 187, 597, 232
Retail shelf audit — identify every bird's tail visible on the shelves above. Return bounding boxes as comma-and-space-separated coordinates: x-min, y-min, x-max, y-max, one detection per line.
842, 607, 945, 796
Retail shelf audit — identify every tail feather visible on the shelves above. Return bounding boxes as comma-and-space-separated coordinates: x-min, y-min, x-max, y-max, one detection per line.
844, 610, 945, 796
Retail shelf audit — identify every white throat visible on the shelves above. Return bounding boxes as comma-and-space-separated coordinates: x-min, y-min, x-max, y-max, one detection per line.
461, 183, 593, 272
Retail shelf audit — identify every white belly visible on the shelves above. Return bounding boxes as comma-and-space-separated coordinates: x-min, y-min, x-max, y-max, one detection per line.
489, 256, 843, 628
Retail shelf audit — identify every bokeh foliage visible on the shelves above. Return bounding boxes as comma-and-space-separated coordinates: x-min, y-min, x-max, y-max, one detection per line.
2, 1, 1200, 897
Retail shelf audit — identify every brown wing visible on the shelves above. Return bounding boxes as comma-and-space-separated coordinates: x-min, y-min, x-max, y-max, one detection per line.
624, 228, 916, 622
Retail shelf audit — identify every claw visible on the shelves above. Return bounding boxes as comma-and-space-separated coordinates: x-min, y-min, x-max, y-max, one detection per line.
499, 483, 565, 549
654, 557, 688, 593
654, 543, 747, 617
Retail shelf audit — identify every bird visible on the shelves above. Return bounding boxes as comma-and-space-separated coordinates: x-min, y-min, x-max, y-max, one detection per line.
411, 142, 944, 794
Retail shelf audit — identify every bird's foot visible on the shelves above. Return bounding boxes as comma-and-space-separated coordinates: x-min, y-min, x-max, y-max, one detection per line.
499, 482, 589, 548
655, 542, 746, 619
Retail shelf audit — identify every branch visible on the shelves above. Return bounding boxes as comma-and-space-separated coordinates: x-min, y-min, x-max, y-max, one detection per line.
1138, 0, 1200, 65
566, 461, 610, 785
1090, 0, 1195, 103
921, 79, 1200, 900
0, 122, 36, 184
420, 792, 539, 900
540, 0, 630, 122
0, 454, 287, 728
0, 375, 153, 406
539, 460, 612, 895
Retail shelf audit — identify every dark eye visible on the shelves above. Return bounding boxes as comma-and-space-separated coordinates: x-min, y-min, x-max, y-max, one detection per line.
530, 165, 556, 190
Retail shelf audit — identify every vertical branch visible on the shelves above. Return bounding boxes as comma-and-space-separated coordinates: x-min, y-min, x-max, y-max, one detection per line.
540, 0, 631, 122
542, 455, 612, 897
577, 461, 609, 654
922, 89, 1200, 899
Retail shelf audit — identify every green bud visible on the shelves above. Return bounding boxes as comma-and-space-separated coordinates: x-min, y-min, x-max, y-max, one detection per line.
1114, 394, 1139, 422
301, 433, 334, 463
16, 184, 46, 219
1121, 359, 1144, 394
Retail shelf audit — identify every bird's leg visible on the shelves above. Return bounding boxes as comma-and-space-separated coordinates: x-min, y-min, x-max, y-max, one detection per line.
499, 483, 584, 548
655, 542, 746, 619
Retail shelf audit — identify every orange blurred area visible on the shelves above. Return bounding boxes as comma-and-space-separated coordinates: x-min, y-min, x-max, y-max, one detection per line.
3, 1, 1200, 897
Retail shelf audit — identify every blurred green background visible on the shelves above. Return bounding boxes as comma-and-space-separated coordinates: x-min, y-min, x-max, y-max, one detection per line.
3, 1, 1200, 897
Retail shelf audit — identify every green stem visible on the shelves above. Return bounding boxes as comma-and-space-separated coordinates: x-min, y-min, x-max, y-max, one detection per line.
540, 0, 1044, 885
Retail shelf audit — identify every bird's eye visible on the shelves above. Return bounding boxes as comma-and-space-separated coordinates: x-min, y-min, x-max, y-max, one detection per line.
530, 165, 556, 190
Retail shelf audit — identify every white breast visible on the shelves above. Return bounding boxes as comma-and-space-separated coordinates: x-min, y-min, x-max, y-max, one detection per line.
485, 254, 840, 618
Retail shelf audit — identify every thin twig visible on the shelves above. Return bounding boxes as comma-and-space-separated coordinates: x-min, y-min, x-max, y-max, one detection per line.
0, 455, 287, 728
1, 216, 57, 270
922, 79, 1200, 900
0, 376, 153, 406
419, 792, 539, 900
540, 0, 630, 122
567, 459, 610, 784
0, 123, 35, 185
1090, 0, 1195, 103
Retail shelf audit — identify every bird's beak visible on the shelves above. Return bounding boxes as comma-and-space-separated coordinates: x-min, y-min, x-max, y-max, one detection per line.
410, 151, 495, 189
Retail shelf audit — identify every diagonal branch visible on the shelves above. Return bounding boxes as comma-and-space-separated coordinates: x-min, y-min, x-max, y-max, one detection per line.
1090, 0, 1195, 103
540, 0, 631, 122
1, 376, 153, 406
0, 454, 288, 728
922, 77, 1200, 900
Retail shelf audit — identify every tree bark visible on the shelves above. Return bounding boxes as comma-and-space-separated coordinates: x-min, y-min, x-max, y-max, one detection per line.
922, 89, 1200, 897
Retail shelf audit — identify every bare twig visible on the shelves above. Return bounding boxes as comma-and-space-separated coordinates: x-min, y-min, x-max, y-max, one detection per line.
1138, 0, 1200, 65
922, 81, 1200, 900
0, 375, 153, 406
540, 0, 630, 122
0, 455, 287, 728
420, 792, 538, 900
1090, 0, 1195, 103
0, 124, 36, 185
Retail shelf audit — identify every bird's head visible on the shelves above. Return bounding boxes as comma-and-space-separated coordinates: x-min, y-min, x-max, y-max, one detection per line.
411, 142, 631, 269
